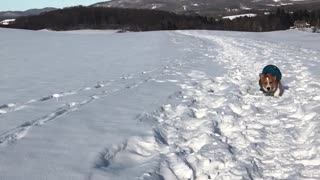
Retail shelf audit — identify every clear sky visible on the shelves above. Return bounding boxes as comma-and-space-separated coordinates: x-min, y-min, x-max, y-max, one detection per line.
0, 0, 106, 11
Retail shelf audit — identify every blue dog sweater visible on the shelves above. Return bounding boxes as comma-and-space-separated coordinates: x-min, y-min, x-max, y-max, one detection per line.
262, 65, 282, 81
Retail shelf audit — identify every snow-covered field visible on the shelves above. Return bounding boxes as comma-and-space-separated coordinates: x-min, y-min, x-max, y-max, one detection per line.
0, 28, 319, 180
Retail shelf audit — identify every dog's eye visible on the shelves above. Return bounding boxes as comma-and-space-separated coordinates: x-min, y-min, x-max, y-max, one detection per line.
269, 82, 272, 84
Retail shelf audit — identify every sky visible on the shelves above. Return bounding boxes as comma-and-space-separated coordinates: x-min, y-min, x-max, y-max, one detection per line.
0, 0, 106, 11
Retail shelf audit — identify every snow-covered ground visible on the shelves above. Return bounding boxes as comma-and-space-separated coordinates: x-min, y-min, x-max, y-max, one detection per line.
0, 19, 15, 26
222, 13, 257, 20
0, 28, 319, 180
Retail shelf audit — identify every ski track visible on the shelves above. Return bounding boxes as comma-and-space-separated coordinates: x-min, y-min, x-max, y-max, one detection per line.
0, 32, 211, 148
0, 66, 164, 115
0, 66, 173, 147
92, 31, 320, 180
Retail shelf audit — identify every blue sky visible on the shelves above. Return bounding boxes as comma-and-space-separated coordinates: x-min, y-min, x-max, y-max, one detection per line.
0, 0, 106, 11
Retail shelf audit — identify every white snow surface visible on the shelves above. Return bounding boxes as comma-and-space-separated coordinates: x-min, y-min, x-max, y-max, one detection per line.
0, 19, 15, 25
222, 13, 257, 20
0, 28, 320, 180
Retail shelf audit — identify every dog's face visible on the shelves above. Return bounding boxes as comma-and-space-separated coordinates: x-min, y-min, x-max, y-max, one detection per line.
259, 73, 278, 93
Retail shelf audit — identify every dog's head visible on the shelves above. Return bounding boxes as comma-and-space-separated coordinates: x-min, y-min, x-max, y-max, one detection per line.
259, 73, 279, 93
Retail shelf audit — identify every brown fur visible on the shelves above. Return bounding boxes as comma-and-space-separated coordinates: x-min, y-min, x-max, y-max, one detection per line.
259, 73, 279, 93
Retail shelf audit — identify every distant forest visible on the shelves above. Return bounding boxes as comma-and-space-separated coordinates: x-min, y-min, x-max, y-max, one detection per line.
4, 6, 320, 32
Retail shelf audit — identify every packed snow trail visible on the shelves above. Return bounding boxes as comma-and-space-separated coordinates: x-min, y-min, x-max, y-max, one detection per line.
92, 31, 320, 180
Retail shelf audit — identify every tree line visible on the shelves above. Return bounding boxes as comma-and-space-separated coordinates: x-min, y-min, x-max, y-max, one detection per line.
4, 6, 320, 32
222, 9, 320, 32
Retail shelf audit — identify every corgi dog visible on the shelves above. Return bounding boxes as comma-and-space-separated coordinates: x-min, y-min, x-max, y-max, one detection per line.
259, 65, 283, 97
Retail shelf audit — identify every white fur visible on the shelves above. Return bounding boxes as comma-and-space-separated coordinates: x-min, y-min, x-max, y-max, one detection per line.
266, 77, 271, 90
273, 84, 280, 96
260, 76, 282, 97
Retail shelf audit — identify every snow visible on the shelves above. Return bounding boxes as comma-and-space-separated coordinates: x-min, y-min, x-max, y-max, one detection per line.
240, 6, 251, 10
266, 3, 277, 6
0, 28, 320, 180
280, 2, 294, 5
0, 19, 15, 25
183, 5, 187, 11
222, 13, 257, 20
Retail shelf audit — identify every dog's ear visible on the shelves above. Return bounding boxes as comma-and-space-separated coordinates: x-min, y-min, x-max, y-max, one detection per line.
272, 74, 277, 80
259, 73, 263, 87
259, 73, 263, 79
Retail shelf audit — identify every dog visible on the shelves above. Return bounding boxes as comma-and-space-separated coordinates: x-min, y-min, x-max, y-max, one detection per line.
259, 65, 283, 97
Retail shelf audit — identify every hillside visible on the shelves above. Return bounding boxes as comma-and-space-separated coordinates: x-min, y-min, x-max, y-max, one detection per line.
6, 6, 320, 32
92, 0, 320, 16
0, 8, 56, 21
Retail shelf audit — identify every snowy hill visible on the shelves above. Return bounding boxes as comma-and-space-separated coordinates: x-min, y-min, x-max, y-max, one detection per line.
0, 28, 320, 179
92, 0, 320, 16
0, 8, 56, 20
